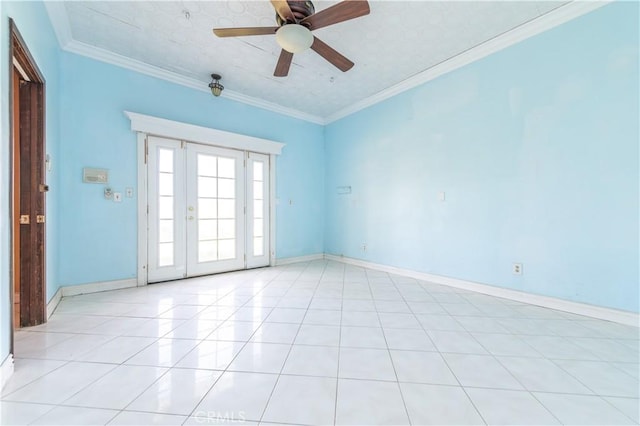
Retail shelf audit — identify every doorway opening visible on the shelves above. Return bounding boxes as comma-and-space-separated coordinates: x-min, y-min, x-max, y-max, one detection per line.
126, 111, 284, 286
146, 136, 271, 282
10, 19, 47, 337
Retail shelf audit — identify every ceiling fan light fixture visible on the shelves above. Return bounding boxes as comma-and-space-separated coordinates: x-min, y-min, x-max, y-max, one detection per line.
209, 73, 224, 97
276, 24, 313, 53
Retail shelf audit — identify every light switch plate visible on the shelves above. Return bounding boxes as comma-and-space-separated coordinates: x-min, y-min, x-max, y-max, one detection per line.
125, 187, 134, 198
114, 192, 122, 202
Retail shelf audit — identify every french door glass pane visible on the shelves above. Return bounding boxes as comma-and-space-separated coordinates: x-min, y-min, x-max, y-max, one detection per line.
254, 200, 263, 218
218, 219, 235, 239
218, 199, 235, 219
198, 199, 217, 219
252, 158, 266, 257
253, 237, 264, 256
158, 149, 173, 173
198, 155, 217, 176
253, 181, 263, 199
159, 219, 174, 243
159, 173, 173, 196
253, 161, 263, 179
196, 153, 237, 264
158, 242, 174, 266
218, 239, 235, 260
157, 147, 176, 267
159, 196, 173, 219
199, 241, 217, 262
198, 177, 217, 197
199, 219, 217, 240
218, 157, 235, 178
253, 219, 263, 237
218, 178, 235, 198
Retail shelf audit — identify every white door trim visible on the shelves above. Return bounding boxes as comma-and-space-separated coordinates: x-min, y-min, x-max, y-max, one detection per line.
129, 112, 285, 285
269, 154, 277, 266
125, 111, 285, 154
136, 132, 148, 286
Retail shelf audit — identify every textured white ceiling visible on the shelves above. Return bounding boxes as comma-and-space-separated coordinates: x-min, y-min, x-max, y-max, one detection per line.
62, 1, 567, 119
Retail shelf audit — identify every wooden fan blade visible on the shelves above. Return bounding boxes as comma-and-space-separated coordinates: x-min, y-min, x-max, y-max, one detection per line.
213, 27, 279, 37
270, 0, 296, 23
301, 0, 370, 31
274, 49, 294, 77
311, 37, 354, 72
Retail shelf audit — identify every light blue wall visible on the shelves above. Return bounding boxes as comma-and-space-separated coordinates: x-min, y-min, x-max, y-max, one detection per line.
58, 52, 324, 286
0, 1, 61, 360
0, 1, 637, 369
324, 2, 639, 312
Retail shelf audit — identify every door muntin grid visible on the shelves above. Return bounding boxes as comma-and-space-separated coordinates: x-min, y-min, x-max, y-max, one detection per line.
195, 153, 238, 263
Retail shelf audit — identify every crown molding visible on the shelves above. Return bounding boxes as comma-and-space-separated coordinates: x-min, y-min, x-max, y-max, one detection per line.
324, 0, 612, 124
43, 2, 324, 125
45, 0, 610, 126
64, 40, 326, 125
43, 1, 72, 48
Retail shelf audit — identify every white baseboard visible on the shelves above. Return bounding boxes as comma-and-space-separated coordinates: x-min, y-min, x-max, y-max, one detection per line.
1, 354, 14, 390
324, 254, 639, 327
61, 278, 138, 297
46, 287, 63, 318
275, 254, 325, 266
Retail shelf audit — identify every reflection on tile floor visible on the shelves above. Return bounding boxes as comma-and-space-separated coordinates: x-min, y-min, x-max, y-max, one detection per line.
2, 260, 639, 425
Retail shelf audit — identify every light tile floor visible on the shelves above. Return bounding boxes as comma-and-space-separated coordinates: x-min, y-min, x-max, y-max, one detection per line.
2, 260, 639, 425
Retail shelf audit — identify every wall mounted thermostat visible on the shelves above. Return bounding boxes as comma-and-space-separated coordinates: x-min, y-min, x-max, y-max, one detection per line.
83, 167, 109, 184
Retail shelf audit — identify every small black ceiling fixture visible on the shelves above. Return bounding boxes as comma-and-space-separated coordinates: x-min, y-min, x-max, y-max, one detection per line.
209, 73, 224, 97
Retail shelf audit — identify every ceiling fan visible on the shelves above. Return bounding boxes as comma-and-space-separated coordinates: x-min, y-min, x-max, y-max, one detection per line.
213, 0, 370, 77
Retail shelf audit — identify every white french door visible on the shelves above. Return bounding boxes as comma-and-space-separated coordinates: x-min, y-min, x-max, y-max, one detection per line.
247, 152, 270, 268
147, 136, 270, 283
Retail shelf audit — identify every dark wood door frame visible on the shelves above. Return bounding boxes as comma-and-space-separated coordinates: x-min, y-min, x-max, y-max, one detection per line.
9, 19, 47, 346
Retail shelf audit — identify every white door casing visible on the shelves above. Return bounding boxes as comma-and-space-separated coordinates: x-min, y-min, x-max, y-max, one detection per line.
127, 111, 284, 285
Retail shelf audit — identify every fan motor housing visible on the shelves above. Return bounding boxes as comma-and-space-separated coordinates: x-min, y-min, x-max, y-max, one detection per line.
276, 1, 315, 26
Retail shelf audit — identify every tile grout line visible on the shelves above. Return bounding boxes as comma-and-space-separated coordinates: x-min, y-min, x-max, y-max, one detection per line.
333, 261, 346, 426
423, 282, 612, 424
181, 264, 294, 424
7, 260, 639, 425
257, 260, 328, 424
390, 273, 489, 425
368, 269, 414, 426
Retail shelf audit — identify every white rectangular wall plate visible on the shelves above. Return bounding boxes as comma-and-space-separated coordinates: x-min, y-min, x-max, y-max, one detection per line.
83, 167, 109, 183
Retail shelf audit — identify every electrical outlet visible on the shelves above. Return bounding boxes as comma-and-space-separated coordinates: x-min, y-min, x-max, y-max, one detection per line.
361, 243, 367, 252
512, 263, 522, 275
